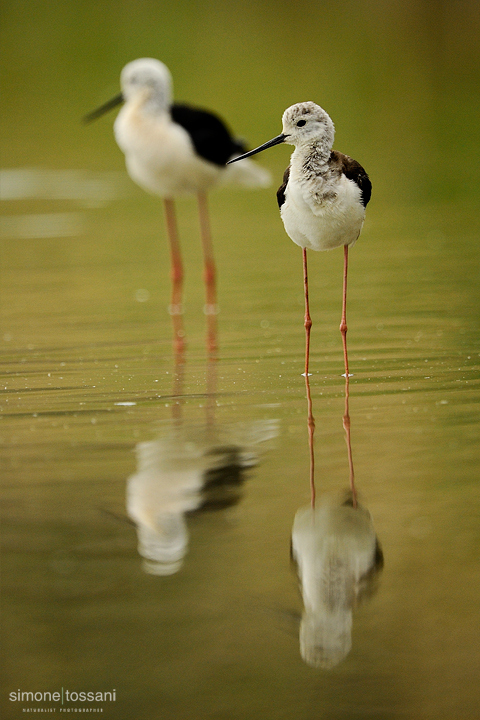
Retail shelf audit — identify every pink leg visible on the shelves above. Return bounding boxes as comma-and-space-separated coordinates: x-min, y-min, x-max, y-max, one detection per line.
340, 244, 350, 378
343, 372, 357, 508
171, 344, 185, 424
205, 353, 217, 437
198, 192, 218, 355
164, 198, 185, 354
302, 249, 316, 507
339, 245, 356, 506
305, 370, 316, 509
303, 248, 312, 377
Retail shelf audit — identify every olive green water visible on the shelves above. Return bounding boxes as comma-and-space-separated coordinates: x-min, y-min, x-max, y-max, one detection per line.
1, 1, 479, 718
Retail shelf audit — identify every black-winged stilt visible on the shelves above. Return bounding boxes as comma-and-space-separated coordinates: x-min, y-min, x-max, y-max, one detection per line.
84, 58, 270, 352
228, 101, 371, 378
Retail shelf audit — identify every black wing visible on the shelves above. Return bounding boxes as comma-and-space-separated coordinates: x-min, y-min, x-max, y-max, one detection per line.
171, 103, 246, 167
276, 166, 290, 208
331, 151, 372, 207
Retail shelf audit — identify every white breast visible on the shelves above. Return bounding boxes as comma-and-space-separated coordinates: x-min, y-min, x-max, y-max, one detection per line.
114, 102, 222, 197
280, 173, 366, 252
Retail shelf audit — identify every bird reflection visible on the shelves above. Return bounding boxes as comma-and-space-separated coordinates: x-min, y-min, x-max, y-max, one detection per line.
291, 363, 383, 669
127, 431, 261, 575
127, 348, 277, 575
291, 492, 383, 669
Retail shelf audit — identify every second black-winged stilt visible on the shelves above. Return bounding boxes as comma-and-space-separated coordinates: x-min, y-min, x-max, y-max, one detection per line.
85, 58, 270, 352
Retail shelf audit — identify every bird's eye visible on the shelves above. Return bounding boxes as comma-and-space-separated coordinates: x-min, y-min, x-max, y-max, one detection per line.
296, 119, 306, 127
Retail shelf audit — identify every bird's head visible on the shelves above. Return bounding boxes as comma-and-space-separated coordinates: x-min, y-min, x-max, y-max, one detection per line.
83, 57, 173, 124
281, 102, 335, 149
120, 58, 173, 109
227, 101, 335, 165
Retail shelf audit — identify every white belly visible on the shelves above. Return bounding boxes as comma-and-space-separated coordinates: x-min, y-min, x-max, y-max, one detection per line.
114, 105, 222, 197
280, 174, 365, 251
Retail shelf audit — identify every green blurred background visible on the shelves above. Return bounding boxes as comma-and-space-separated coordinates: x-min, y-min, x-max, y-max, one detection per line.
2, 0, 479, 202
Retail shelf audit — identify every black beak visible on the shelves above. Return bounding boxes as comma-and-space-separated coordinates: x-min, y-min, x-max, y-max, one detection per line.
82, 93, 124, 124
227, 133, 288, 163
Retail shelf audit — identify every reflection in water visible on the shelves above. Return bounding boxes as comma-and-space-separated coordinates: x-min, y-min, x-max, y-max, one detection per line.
291, 494, 383, 669
304, 349, 316, 508
0, 168, 127, 240
127, 348, 277, 575
0, 168, 125, 205
292, 353, 383, 668
343, 372, 357, 509
127, 431, 262, 575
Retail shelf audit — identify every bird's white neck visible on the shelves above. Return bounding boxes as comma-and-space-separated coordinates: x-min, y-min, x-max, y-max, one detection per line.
126, 86, 170, 118
292, 141, 332, 179
289, 142, 334, 206
142, 94, 170, 117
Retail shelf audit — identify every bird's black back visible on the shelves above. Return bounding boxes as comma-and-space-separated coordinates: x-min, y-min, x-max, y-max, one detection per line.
276, 166, 290, 208
331, 150, 372, 207
171, 103, 246, 167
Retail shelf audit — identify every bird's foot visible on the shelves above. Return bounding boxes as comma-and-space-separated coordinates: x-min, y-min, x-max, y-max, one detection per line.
203, 303, 220, 316
168, 303, 184, 316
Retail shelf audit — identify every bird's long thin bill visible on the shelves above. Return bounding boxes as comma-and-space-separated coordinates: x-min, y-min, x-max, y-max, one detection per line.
227, 133, 287, 163
83, 93, 124, 124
